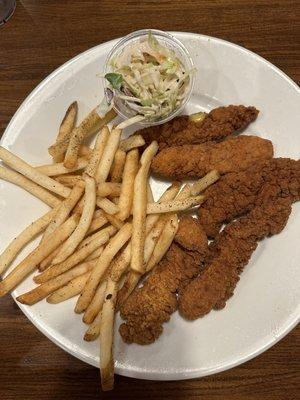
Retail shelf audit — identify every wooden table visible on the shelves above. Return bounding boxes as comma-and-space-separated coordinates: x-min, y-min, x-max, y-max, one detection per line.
0, 1, 299, 399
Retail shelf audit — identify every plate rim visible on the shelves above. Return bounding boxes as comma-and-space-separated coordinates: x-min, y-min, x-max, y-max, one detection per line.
1, 32, 299, 381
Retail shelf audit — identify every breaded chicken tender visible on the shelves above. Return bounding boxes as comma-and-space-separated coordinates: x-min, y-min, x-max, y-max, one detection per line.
175, 215, 208, 256
179, 199, 292, 320
119, 217, 208, 345
137, 105, 259, 150
151, 135, 273, 180
199, 158, 300, 238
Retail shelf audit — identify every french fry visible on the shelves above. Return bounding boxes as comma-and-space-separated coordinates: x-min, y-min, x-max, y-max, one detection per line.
86, 214, 108, 235
111, 194, 118, 205
109, 247, 131, 283
53, 175, 96, 264
110, 183, 180, 282
93, 209, 106, 219
190, 170, 220, 195
75, 222, 132, 313
39, 210, 109, 271
100, 278, 118, 391
63, 109, 116, 169
112, 196, 119, 205
141, 182, 180, 237
130, 142, 158, 273
102, 212, 124, 230
0, 146, 71, 198
95, 128, 122, 183
117, 215, 179, 308
0, 208, 58, 275
38, 246, 61, 271
110, 149, 126, 183
146, 195, 205, 214
110, 218, 166, 288
0, 167, 61, 208
79, 145, 93, 157
0, 214, 79, 296
143, 216, 169, 264
49, 109, 116, 164
84, 306, 102, 342
41, 181, 85, 243
86, 245, 104, 261
144, 185, 190, 272
116, 115, 145, 129
55, 175, 82, 187
115, 215, 170, 308
72, 195, 85, 215
119, 135, 145, 152
83, 280, 107, 324
85, 126, 110, 178
78, 145, 93, 159
146, 213, 179, 272
78, 228, 111, 250
54, 102, 78, 162
147, 182, 154, 202
177, 183, 192, 199
88, 276, 131, 337
47, 271, 90, 304
17, 260, 97, 305
68, 208, 109, 248
97, 182, 121, 198
115, 148, 139, 221
116, 271, 140, 309
117, 186, 189, 306
96, 197, 119, 215
35, 226, 114, 284
36, 158, 88, 176
56, 102, 78, 142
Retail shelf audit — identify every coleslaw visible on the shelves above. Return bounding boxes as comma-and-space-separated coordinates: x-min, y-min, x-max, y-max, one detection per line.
104, 32, 195, 122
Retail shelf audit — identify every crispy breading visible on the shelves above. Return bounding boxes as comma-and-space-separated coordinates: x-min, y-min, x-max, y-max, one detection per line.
119, 217, 208, 345
136, 105, 259, 150
199, 158, 300, 238
151, 135, 273, 180
174, 215, 208, 256
178, 199, 292, 320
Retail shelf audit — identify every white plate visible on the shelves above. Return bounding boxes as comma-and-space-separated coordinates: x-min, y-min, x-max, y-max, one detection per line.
1, 33, 300, 381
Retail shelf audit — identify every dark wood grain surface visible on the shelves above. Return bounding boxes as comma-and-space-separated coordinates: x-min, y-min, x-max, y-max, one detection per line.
0, 1, 299, 399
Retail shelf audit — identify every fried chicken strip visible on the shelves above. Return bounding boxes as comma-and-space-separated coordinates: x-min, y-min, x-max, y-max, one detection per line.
199, 158, 300, 238
151, 135, 273, 180
119, 216, 208, 345
178, 199, 292, 320
136, 105, 259, 150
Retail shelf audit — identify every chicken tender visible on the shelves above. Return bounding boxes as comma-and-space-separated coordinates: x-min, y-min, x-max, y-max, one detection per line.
179, 199, 292, 320
151, 135, 274, 180
119, 217, 208, 345
136, 105, 259, 150
199, 158, 300, 237
174, 215, 208, 256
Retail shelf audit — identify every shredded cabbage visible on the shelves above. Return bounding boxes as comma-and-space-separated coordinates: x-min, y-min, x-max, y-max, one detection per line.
105, 32, 193, 121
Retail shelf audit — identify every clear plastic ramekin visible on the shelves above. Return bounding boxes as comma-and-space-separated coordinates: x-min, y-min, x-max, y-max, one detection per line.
103, 29, 195, 126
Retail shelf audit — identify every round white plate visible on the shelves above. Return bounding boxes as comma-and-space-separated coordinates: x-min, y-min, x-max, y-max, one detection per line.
1, 33, 299, 381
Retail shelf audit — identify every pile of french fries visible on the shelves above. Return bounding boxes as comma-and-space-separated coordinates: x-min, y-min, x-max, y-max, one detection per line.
0, 102, 219, 391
